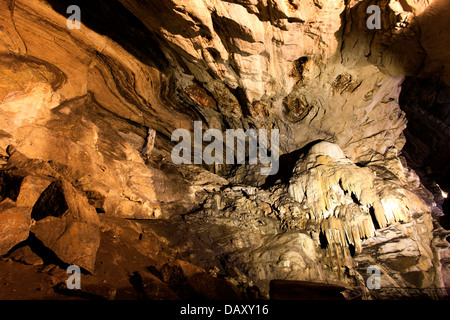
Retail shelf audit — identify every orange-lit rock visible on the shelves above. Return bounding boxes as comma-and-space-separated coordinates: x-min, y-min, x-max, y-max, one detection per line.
0, 0, 448, 300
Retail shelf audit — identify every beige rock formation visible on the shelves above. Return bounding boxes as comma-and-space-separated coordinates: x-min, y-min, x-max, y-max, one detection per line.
288, 141, 429, 250
0, 0, 448, 300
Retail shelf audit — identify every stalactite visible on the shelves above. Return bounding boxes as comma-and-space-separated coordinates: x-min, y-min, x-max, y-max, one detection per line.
289, 141, 428, 254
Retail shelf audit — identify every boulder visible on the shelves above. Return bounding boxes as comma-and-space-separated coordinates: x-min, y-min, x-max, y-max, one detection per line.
30, 179, 100, 273
9, 245, 43, 266
31, 216, 100, 273
160, 259, 240, 300
270, 280, 347, 300
0, 199, 31, 255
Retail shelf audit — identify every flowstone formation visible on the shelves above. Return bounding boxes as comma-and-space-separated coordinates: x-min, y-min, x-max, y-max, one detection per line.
286, 141, 445, 296
0, 0, 449, 300
185, 141, 447, 298
288, 141, 426, 251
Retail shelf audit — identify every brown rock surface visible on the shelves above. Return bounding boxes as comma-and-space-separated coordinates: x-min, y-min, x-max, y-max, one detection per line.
0, 0, 448, 300
31, 217, 100, 273
31, 179, 100, 225
27, 179, 101, 273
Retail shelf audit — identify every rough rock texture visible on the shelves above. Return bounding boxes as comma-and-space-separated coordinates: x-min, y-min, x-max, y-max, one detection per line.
0, 0, 449, 300
182, 141, 447, 297
399, 76, 450, 214
31, 216, 100, 273
288, 141, 430, 249
28, 178, 101, 273
0, 199, 31, 255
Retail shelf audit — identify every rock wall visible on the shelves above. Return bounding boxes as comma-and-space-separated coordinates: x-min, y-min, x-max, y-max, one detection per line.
0, 0, 449, 299
400, 76, 450, 214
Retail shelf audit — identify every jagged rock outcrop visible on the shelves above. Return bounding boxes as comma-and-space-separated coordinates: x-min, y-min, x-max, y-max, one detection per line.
0, 0, 449, 300
30, 179, 101, 273
184, 141, 447, 298
399, 76, 450, 213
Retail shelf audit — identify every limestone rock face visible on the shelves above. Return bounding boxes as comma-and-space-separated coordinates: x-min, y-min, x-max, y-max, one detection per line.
0, 200, 31, 255
0, 0, 449, 299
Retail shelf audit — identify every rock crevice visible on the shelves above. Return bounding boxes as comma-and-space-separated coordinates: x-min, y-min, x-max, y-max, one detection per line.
0, 0, 449, 300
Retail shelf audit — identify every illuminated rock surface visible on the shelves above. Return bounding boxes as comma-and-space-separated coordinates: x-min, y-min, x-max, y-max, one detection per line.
0, 0, 449, 299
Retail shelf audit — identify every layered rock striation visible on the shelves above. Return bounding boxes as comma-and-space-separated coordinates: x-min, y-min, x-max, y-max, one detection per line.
0, 0, 449, 299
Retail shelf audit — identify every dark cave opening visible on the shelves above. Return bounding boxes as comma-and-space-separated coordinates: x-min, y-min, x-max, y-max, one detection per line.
369, 206, 381, 230
399, 76, 450, 224
319, 230, 328, 249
